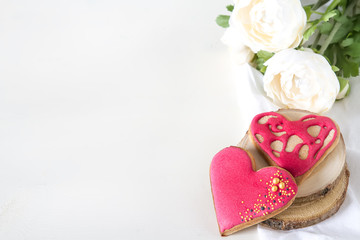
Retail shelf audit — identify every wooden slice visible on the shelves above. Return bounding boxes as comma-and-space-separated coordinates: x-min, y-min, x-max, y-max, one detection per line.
238, 109, 349, 229
261, 166, 349, 230
238, 109, 346, 200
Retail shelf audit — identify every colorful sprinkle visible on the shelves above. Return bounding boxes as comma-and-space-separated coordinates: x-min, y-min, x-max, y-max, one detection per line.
236, 171, 296, 224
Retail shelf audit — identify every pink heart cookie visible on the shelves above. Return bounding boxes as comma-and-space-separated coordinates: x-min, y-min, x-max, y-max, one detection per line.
249, 112, 340, 183
210, 146, 297, 236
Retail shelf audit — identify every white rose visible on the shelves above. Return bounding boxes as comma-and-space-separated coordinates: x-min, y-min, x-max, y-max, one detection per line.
228, 0, 306, 53
222, 27, 254, 64
263, 49, 340, 113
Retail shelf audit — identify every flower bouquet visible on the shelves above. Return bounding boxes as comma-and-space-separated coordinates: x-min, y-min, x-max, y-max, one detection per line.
216, 0, 360, 113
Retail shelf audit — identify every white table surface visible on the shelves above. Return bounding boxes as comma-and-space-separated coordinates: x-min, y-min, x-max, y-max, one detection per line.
0, 0, 259, 239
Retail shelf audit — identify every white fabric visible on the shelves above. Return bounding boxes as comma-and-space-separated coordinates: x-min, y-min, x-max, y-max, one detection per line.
235, 64, 360, 240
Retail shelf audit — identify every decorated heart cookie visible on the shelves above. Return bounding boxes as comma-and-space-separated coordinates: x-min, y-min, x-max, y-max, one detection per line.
249, 112, 340, 183
210, 146, 297, 236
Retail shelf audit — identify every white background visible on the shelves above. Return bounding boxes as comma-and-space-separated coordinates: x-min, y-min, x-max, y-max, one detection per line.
0, 0, 251, 239
0, 0, 359, 239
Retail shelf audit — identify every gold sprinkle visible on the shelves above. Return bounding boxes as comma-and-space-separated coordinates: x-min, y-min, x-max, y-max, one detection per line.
271, 186, 278, 192
279, 182, 285, 189
273, 178, 280, 184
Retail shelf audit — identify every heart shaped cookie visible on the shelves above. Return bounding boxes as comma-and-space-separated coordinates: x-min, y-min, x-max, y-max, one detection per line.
210, 146, 297, 236
249, 111, 340, 184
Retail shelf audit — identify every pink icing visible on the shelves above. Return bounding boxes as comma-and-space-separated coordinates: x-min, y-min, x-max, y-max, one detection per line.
250, 112, 338, 177
210, 146, 297, 234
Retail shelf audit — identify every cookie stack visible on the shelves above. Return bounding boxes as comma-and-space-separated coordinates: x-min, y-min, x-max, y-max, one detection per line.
210, 109, 349, 236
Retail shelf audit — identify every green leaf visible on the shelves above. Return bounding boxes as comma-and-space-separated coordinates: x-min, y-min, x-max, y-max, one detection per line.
253, 51, 274, 74
331, 19, 354, 43
334, 14, 350, 24
329, 45, 359, 78
321, 10, 338, 22
344, 43, 360, 57
342, 60, 358, 77
336, 77, 350, 100
338, 77, 349, 92
226, 5, 234, 12
353, 32, 360, 42
324, 46, 335, 64
340, 38, 354, 47
303, 5, 312, 20
352, 56, 360, 63
303, 24, 318, 41
318, 22, 334, 34
354, 16, 360, 32
332, 65, 340, 72
260, 66, 267, 74
257, 50, 274, 60
346, 82, 351, 97
216, 15, 230, 28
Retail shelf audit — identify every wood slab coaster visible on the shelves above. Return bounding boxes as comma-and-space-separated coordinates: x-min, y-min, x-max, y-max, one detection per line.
238, 109, 349, 229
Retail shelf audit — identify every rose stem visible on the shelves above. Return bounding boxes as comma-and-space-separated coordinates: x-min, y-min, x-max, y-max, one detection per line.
319, 22, 341, 55
311, 32, 322, 49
